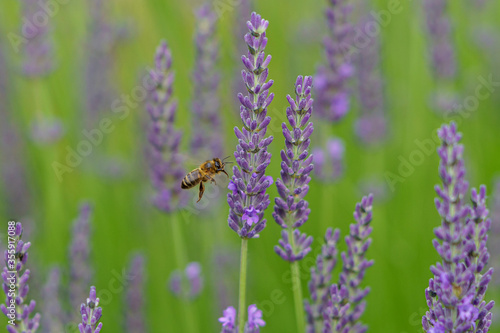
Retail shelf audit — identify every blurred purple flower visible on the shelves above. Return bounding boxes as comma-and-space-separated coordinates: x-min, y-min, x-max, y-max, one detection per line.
219, 306, 237, 333
227, 12, 274, 239
1, 222, 41, 332
245, 304, 265, 332
273, 75, 314, 262
146, 41, 188, 213
314, 0, 354, 123
125, 254, 146, 333
191, 4, 224, 158
422, 123, 494, 332
41, 267, 64, 333
69, 203, 93, 314
30, 117, 64, 144
490, 180, 500, 287
21, 0, 54, 77
84, 0, 116, 125
312, 137, 344, 182
168, 262, 204, 300
78, 286, 102, 333
354, 19, 386, 145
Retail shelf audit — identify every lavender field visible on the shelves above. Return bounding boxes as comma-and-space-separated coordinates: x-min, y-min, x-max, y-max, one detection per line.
0, 0, 499, 332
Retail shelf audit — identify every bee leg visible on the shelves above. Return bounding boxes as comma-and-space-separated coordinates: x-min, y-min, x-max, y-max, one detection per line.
197, 182, 205, 203
221, 170, 229, 178
209, 176, 217, 185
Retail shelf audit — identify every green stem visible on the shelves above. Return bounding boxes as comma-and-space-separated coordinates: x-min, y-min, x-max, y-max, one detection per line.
238, 238, 248, 333
290, 260, 305, 333
171, 214, 197, 333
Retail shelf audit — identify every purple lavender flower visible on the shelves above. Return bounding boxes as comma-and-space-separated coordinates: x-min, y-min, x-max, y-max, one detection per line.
422, 123, 494, 332
219, 306, 237, 333
227, 12, 274, 239
125, 254, 146, 333
1, 222, 41, 332
354, 20, 386, 145
490, 180, 500, 287
78, 286, 102, 333
245, 305, 265, 333
69, 203, 93, 314
41, 267, 64, 333
85, 0, 115, 125
273, 75, 314, 261
218, 304, 265, 333
21, 0, 54, 77
191, 4, 224, 159
305, 228, 340, 332
30, 117, 64, 144
306, 194, 374, 333
211, 249, 239, 312
146, 41, 188, 212
168, 262, 204, 300
312, 138, 344, 182
314, 0, 354, 123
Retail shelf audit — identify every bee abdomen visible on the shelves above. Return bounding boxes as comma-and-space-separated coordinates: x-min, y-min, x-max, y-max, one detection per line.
181, 170, 201, 189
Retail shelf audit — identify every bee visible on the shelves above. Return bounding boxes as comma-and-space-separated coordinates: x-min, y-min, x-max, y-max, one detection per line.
181, 157, 231, 202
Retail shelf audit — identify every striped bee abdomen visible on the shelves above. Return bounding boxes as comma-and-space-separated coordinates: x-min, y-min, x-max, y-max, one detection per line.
181, 169, 202, 189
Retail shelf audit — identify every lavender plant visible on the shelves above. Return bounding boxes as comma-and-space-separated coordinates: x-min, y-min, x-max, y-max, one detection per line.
168, 262, 204, 300
422, 123, 494, 332
69, 203, 93, 315
305, 194, 374, 333
125, 254, 146, 333
354, 18, 386, 145
1, 221, 41, 332
422, 0, 458, 113
312, 138, 344, 182
78, 286, 102, 333
191, 4, 224, 158
227, 12, 274, 332
219, 304, 265, 333
41, 267, 64, 333
273, 75, 314, 331
146, 40, 188, 213
314, 0, 354, 123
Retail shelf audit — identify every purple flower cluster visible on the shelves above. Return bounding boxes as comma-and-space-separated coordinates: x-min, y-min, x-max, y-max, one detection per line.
125, 254, 146, 332
305, 194, 374, 333
21, 0, 54, 77
490, 180, 500, 287
354, 19, 386, 145
1, 222, 40, 332
146, 41, 188, 213
218, 304, 265, 333
191, 4, 224, 159
314, 0, 354, 123
312, 138, 344, 182
168, 262, 204, 300
422, 123, 494, 332
227, 12, 274, 239
41, 267, 64, 333
78, 286, 103, 333
273, 75, 314, 262
69, 203, 93, 313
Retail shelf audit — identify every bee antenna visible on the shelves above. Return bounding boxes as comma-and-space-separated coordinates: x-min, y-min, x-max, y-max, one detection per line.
222, 155, 231, 162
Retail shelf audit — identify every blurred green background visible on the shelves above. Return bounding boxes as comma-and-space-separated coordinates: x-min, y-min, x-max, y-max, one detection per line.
1, 0, 499, 332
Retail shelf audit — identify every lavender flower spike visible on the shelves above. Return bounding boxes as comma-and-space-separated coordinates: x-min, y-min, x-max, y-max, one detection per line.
191, 4, 224, 158
168, 262, 204, 300
125, 254, 146, 332
218, 304, 265, 333
41, 267, 64, 333
78, 286, 103, 333
273, 75, 314, 261
69, 203, 93, 314
422, 122, 494, 332
312, 138, 344, 182
147, 40, 188, 212
219, 306, 237, 333
314, 0, 354, 122
334, 193, 374, 333
1, 221, 41, 332
227, 12, 274, 239
305, 228, 340, 332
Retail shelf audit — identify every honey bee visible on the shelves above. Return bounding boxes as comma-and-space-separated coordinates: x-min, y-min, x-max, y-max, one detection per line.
181, 157, 231, 202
